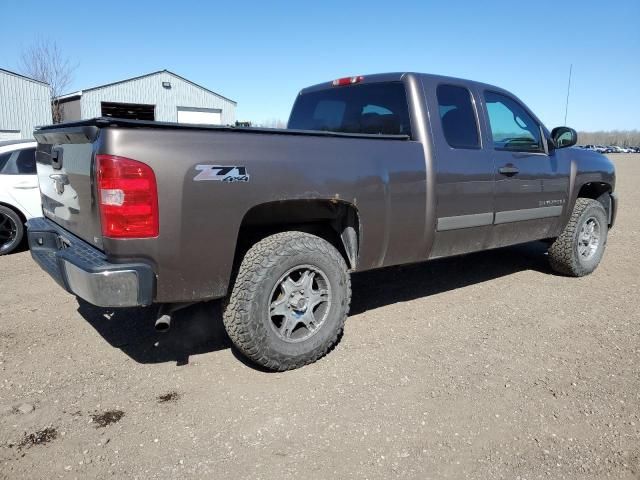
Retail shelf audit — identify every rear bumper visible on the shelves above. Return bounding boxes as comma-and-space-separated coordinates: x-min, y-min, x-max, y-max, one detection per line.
27, 217, 155, 307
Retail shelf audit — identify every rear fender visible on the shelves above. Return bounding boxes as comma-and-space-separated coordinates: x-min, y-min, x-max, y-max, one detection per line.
234, 199, 361, 272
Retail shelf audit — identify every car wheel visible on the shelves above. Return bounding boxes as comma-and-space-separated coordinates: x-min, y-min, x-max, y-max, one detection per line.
223, 231, 351, 371
547, 198, 608, 277
0, 206, 24, 255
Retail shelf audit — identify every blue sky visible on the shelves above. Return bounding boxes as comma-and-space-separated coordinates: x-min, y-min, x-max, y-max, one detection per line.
1, 0, 638, 130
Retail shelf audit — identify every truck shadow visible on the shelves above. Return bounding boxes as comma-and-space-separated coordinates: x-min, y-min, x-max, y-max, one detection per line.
77, 241, 551, 366
76, 300, 232, 366
350, 241, 551, 315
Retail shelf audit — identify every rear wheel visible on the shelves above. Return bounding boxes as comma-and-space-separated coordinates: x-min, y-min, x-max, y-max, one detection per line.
0, 206, 24, 255
548, 198, 608, 276
223, 231, 351, 371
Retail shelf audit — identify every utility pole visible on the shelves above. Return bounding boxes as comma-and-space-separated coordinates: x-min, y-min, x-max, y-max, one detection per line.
564, 64, 572, 126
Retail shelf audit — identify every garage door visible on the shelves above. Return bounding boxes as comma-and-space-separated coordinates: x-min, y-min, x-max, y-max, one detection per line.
177, 107, 222, 125
0, 130, 21, 141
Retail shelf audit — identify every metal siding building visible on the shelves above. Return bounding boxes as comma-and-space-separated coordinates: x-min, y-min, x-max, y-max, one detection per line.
58, 70, 236, 125
0, 68, 52, 140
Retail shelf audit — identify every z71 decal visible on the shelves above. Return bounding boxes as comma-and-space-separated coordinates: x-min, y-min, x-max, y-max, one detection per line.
194, 165, 250, 182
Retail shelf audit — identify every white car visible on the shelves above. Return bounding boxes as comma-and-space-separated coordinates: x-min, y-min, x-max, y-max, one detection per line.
0, 140, 41, 254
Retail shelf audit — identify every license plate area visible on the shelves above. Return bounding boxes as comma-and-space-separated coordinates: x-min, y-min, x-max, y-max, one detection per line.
29, 230, 62, 251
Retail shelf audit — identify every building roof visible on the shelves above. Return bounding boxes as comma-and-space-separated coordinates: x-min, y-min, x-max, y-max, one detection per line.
0, 67, 50, 87
56, 69, 236, 104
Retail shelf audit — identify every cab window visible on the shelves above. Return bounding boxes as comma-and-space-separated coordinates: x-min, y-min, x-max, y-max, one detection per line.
436, 84, 480, 149
484, 91, 543, 152
288, 82, 412, 137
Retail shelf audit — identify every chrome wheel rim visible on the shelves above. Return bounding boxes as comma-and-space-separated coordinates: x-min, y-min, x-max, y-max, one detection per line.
578, 216, 601, 260
268, 265, 331, 343
0, 213, 17, 251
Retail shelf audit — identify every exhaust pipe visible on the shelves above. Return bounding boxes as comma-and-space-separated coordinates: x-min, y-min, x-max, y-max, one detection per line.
155, 314, 171, 333
154, 302, 197, 333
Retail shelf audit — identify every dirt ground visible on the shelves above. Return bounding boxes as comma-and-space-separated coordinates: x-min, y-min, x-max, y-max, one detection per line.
1, 155, 638, 480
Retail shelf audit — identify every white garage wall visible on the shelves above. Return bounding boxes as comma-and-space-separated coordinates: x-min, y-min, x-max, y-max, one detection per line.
80, 71, 236, 125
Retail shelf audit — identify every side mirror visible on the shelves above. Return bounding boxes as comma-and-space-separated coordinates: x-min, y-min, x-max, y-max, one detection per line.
551, 126, 577, 148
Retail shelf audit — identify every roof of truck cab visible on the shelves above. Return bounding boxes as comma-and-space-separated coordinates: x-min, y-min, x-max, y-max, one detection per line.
296, 72, 550, 135
298, 72, 503, 95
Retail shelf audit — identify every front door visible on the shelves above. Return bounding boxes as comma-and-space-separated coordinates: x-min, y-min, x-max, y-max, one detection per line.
482, 91, 569, 246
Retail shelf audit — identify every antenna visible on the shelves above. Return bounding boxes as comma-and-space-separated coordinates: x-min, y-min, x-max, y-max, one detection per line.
564, 64, 572, 126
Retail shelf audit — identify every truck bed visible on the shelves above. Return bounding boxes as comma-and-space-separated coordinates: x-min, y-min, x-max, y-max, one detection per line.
32, 117, 425, 303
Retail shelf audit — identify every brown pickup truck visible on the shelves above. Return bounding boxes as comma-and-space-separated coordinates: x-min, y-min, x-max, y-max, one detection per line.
27, 72, 617, 370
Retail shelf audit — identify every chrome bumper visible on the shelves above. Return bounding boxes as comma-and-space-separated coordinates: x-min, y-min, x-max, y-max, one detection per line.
27, 218, 154, 307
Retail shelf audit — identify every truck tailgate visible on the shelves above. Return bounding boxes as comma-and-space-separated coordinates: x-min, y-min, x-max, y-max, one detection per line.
34, 126, 103, 249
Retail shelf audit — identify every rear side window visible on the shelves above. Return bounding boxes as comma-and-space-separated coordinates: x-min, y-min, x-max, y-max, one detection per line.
436, 85, 480, 149
288, 82, 412, 137
0, 148, 36, 174
484, 91, 542, 152
15, 148, 36, 174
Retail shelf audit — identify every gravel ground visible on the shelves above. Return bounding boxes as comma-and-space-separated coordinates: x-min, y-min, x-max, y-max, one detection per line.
1, 155, 638, 480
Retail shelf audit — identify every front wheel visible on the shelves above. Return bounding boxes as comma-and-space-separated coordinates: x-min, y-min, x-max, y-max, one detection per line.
548, 198, 609, 276
223, 231, 351, 371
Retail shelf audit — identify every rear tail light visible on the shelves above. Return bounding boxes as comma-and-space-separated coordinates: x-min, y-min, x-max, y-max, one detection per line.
332, 75, 364, 87
96, 154, 159, 238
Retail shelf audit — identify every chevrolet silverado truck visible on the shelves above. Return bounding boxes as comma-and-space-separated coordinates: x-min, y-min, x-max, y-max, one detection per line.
27, 72, 617, 370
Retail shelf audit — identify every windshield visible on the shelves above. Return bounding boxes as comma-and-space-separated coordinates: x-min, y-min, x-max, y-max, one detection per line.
288, 82, 412, 137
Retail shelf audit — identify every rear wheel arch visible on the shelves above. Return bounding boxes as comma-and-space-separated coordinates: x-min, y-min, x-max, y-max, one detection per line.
233, 199, 361, 271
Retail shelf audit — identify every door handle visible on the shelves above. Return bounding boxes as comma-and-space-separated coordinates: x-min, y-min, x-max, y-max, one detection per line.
499, 165, 520, 177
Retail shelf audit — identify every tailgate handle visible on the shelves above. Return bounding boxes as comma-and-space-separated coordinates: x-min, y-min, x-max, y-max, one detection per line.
51, 146, 63, 170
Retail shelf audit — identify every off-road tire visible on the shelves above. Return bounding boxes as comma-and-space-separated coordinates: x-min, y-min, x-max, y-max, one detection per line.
223, 231, 351, 371
0, 206, 24, 255
548, 198, 608, 276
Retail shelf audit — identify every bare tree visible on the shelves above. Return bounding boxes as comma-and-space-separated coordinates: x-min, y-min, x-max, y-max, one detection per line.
19, 39, 77, 123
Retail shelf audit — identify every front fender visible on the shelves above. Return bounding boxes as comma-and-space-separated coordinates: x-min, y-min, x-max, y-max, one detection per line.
563, 149, 616, 227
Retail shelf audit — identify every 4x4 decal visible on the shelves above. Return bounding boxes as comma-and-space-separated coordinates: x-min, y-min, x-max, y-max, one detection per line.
193, 165, 249, 183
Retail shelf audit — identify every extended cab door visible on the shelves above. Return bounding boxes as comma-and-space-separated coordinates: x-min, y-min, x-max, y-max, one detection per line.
481, 91, 569, 246
424, 79, 496, 258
